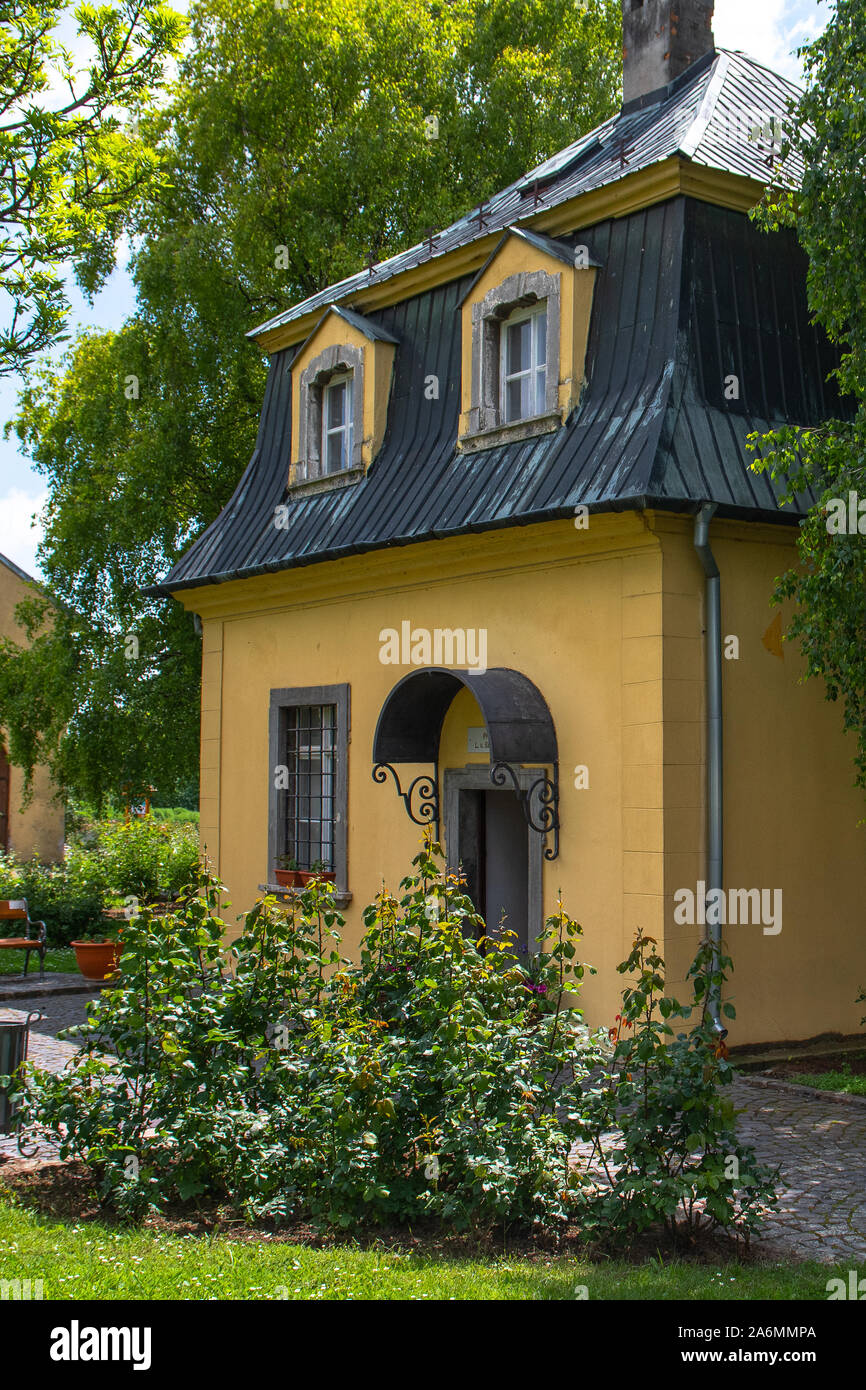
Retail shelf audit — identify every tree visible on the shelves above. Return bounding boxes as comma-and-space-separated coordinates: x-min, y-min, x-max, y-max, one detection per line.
0, 0, 186, 374
750, 0, 866, 793
1, 0, 623, 808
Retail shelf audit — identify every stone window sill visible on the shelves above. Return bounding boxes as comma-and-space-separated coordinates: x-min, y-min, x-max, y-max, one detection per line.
458, 411, 562, 454
287, 465, 364, 498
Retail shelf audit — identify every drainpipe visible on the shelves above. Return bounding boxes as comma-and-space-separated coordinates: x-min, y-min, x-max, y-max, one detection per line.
693, 503, 726, 1036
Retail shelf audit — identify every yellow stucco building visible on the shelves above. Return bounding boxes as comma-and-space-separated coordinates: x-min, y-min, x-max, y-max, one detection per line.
155, 3, 866, 1046
0, 552, 65, 862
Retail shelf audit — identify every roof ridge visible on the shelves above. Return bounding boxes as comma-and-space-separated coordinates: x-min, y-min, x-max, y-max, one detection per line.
717, 46, 804, 96
678, 50, 731, 159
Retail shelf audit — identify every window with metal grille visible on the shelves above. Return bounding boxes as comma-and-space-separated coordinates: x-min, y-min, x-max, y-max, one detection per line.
268, 684, 349, 889
284, 704, 336, 869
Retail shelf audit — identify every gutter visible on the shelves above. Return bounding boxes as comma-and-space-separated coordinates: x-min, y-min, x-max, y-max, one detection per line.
693, 502, 727, 1036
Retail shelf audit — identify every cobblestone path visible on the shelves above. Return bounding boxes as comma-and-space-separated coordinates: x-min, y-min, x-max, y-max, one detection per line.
733, 1076, 866, 1264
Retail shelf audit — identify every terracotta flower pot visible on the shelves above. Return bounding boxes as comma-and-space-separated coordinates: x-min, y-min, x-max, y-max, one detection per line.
71, 940, 120, 981
274, 868, 304, 887
295, 869, 336, 886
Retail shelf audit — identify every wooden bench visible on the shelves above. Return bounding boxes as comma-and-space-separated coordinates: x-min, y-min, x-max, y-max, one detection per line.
0, 900, 46, 980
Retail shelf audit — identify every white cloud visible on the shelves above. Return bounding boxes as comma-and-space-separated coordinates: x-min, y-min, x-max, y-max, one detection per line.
713, 0, 827, 82
0, 487, 48, 580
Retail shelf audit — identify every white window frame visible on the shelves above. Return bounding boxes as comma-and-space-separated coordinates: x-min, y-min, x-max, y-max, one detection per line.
321, 371, 354, 474
499, 303, 547, 425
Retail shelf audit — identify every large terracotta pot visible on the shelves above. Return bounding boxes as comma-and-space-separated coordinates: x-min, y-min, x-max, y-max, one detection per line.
71, 940, 120, 981
296, 870, 336, 886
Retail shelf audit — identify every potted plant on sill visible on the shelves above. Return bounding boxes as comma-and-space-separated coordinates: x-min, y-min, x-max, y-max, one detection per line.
295, 859, 336, 887
274, 856, 336, 888
70, 923, 122, 981
274, 855, 303, 888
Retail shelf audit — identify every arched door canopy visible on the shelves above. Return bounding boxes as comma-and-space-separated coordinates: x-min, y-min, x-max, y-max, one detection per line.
372, 667, 560, 859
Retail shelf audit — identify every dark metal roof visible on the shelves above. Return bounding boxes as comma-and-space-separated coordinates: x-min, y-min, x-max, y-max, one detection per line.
155, 195, 847, 597
373, 668, 558, 765
249, 49, 804, 343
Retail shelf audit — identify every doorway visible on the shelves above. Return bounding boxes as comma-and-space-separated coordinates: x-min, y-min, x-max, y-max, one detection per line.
445, 766, 542, 953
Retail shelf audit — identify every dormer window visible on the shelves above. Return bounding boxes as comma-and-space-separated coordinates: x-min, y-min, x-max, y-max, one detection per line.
457, 226, 599, 454
501, 303, 547, 423
322, 371, 354, 473
289, 305, 398, 495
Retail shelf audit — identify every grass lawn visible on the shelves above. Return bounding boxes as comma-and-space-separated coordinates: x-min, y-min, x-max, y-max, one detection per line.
0, 946, 77, 976
0, 945, 76, 978
790, 1070, 866, 1096
0, 1197, 853, 1300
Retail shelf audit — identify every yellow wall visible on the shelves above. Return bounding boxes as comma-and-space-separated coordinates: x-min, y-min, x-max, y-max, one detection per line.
0, 558, 65, 862
658, 516, 866, 1044
175, 510, 866, 1045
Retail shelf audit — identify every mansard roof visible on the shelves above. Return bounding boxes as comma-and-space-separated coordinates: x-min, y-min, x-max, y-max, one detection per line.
156, 198, 845, 597
249, 49, 803, 346
154, 48, 842, 598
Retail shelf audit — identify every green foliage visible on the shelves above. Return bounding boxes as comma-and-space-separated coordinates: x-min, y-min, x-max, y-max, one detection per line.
22, 844, 776, 1244
0, 0, 622, 807
22, 844, 599, 1225
749, 0, 866, 795
575, 931, 778, 1245
0, 850, 105, 946
788, 1067, 866, 1097
88, 817, 200, 900
0, 0, 186, 373
0, 815, 199, 944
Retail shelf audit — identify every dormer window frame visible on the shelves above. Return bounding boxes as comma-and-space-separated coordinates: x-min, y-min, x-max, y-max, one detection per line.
294, 342, 365, 489
462, 266, 562, 451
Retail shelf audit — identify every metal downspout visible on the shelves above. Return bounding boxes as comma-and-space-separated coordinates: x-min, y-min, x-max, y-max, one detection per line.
693, 503, 726, 1035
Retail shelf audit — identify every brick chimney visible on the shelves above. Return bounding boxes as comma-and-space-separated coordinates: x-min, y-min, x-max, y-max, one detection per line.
622, 0, 715, 106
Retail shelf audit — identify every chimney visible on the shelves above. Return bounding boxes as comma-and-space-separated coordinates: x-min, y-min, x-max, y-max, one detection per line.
622, 0, 715, 107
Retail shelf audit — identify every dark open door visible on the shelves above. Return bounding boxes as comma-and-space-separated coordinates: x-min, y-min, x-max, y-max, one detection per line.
0, 746, 9, 854
457, 787, 529, 950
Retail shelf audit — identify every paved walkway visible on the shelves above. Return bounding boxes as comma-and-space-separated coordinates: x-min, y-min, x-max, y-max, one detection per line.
0, 992, 98, 1162
2, 996, 865, 1261
734, 1075, 866, 1264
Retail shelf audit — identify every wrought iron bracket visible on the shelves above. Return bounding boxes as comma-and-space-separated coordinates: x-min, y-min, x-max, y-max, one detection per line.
490, 761, 560, 861
372, 761, 440, 842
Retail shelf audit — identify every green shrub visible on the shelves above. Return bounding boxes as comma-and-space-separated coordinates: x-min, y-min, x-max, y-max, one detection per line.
20, 845, 778, 1244
22, 844, 598, 1226
89, 818, 200, 900
150, 807, 200, 824
574, 930, 778, 1246
0, 851, 106, 946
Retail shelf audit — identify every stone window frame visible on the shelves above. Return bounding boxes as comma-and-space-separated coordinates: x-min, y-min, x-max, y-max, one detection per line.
267, 683, 351, 901
463, 267, 561, 451
295, 343, 365, 486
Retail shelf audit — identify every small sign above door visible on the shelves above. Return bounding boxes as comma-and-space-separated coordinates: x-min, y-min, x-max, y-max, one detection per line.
467, 726, 490, 754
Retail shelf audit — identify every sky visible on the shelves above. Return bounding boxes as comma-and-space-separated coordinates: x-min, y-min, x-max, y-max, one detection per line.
0, 0, 831, 580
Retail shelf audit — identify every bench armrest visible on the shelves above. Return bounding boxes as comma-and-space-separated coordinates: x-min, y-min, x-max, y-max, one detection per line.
29, 919, 47, 945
